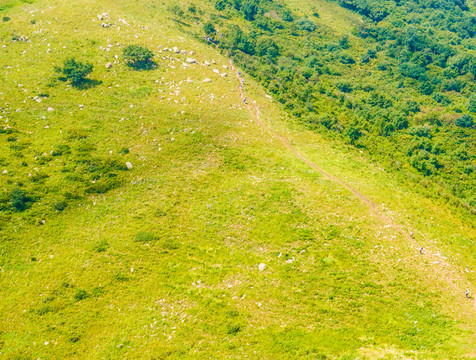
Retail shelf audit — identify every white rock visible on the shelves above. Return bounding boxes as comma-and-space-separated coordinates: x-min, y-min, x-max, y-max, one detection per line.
285, 258, 295, 264
126, 162, 133, 170
180, 50, 187, 55
47, 107, 54, 111
97, 14, 103, 20
101, 23, 109, 28
221, 73, 228, 77
223, 65, 228, 69
105, 62, 112, 69
189, 51, 195, 55
203, 60, 210, 66
172, 47, 180, 53
213, 69, 220, 74
203, 78, 212, 83
2, 170, 7, 174
186, 58, 197, 64
258, 263, 266, 271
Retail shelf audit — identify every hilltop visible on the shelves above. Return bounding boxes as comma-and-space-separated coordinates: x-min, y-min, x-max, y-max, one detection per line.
0, 0, 475, 358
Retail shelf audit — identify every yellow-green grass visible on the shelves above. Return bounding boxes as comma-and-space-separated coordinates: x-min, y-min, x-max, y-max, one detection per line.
0, 0, 475, 358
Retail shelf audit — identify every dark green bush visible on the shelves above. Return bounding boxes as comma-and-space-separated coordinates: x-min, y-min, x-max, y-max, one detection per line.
203, 21, 215, 38
73, 289, 88, 301
296, 18, 316, 32
57, 58, 93, 86
122, 45, 154, 69
455, 114, 473, 128
54, 201, 67, 212
10, 187, 30, 212
135, 231, 159, 242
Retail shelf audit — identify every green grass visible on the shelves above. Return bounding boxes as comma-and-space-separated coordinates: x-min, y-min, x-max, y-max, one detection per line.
0, 0, 475, 358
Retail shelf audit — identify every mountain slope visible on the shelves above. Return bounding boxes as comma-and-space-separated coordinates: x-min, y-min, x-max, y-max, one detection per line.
0, 0, 475, 358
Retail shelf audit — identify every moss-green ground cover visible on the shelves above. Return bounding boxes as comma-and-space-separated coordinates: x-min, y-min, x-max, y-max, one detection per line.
0, 0, 475, 358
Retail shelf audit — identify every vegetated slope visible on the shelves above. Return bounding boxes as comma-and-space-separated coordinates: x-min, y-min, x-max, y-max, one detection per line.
0, 0, 475, 359
200, 0, 476, 214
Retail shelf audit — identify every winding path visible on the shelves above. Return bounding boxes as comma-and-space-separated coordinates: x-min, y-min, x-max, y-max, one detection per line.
229, 59, 475, 310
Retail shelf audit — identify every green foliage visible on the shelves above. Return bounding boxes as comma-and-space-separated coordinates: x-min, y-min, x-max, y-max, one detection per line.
214, 0, 226, 11
122, 45, 154, 69
468, 95, 476, 113
54, 201, 67, 211
203, 21, 216, 38
295, 18, 316, 32
256, 37, 279, 60
134, 231, 159, 242
73, 289, 88, 301
241, 0, 259, 21
455, 114, 473, 128
168, 4, 184, 19
188, 4, 197, 14
399, 62, 426, 80
10, 187, 31, 212
57, 58, 93, 86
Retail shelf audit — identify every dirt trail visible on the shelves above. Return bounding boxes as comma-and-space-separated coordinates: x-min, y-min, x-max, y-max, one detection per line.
229, 60, 476, 311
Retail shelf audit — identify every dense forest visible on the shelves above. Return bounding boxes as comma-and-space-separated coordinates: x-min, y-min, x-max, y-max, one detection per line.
193, 0, 476, 214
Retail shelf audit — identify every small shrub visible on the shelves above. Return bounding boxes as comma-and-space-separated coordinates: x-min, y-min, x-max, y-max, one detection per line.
336, 81, 353, 93
73, 289, 88, 301
408, 125, 432, 138
467, 94, 476, 113
52, 144, 71, 156
113, 273, 129, 282
122, 45, 154, 69
162, 238, 180, 250
2, 17, 10, 22
135, 231, 159, 242
296, 18, 316, 32
37, 305, 53, 315
56, 58, 93, 86
54, 201, 67, 212
340, 52, 355, 64
226, 323, 242, 335
10, 187, 30, 212
455, 114, 473, 128
203, 21, 216, 38
168, 4, 184, 19
92, 240, 108, 253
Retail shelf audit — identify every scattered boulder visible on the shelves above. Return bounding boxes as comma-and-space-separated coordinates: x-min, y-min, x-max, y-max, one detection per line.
258, 263, 266, 272
223, 65, 228, 69
189, 51, 195, 55
213, 69, 220, 74
97, 14, 103, 20
105, 62, 113, 69
172, 47, 180, 53
2, 169, 7, 174
203, 60, 210, 66
285, 258, 295, 264
33, 96, 41, 103
221, 73, 228, 77
180, 50, 187, 55
125, 162, 133, 170
203, 78, 212, 83
47, 107, 54, 112
101, 23, 110, 28
186, 58, 197, 64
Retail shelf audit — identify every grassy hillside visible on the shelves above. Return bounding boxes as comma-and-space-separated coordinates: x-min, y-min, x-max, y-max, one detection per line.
197, 0, 476, 214
1, 0, 476, 358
